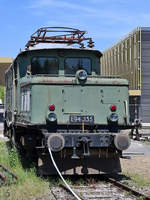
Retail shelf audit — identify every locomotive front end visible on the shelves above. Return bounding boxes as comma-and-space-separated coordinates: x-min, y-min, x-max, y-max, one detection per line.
19, 49, 131, 174
4, 27, 132, 175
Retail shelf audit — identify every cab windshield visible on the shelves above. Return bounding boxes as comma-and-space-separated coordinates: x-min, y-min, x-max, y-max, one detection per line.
31, 57, 59, 75
64, 58, 91, 76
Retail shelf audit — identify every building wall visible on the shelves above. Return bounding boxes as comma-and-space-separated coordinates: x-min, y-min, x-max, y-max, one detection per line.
100, 27, 150, 124
0, 57, 12, 86
101, 27, 141, 96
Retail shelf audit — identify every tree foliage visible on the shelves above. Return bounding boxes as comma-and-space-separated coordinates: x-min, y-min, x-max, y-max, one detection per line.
0, 86, 4, 103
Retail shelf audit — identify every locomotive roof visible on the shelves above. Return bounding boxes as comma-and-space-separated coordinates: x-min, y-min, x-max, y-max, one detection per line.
17, 47, 102, 58
6, 47, 102, 73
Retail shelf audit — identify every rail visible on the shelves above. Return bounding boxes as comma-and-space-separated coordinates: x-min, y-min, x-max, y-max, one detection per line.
0, 163, 18, 186
106, 176, 150, 200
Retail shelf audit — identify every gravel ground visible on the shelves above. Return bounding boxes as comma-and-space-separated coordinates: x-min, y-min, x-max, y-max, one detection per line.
121, 156, 150, 197
121, 156, 150, 180
50, 184, 136, 200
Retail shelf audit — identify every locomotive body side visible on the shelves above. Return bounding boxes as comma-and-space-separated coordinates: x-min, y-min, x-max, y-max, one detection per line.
4, 48, 131, 175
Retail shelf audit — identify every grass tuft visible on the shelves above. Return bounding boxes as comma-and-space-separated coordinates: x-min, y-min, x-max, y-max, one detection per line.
0, 141, 50, 200
124, 172, 150, 188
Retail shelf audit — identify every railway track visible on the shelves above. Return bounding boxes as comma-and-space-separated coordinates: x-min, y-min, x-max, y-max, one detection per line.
50, 176, 150, 200
106, 177, 150, 200
48, 146, 150, 200
0, 164, 18, 186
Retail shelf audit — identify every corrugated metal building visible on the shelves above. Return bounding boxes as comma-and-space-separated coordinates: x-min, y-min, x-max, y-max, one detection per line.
101, 27, 150, 127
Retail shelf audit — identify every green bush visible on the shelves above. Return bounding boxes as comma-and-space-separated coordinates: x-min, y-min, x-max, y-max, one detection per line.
0, 86, 4, 103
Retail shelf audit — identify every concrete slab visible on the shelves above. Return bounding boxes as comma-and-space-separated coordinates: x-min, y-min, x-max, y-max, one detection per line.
123, 140, 150, 156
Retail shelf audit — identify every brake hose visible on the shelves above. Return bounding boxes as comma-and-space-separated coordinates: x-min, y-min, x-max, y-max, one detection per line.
48, 147, 81, 200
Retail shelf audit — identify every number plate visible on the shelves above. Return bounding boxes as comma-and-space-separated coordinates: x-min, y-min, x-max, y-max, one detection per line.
69, 115, 94, 124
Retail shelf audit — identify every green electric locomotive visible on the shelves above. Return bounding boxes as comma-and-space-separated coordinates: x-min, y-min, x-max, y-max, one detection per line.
4, 27, 131, 175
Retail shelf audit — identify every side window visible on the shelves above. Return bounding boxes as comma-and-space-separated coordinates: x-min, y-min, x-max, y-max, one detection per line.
31, 57, 59, 75
21, 87, 31, 112
64, 58, 91, 76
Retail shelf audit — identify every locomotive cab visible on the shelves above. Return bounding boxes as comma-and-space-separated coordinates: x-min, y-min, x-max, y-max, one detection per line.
4, 27, 131, 175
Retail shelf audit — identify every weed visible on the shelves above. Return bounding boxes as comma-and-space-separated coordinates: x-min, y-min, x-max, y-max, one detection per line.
75, 177, 87, 185
8, 148, 20, 168
47, 176, 61, 187
137, 196, 146, 200
0, 142, 10, 166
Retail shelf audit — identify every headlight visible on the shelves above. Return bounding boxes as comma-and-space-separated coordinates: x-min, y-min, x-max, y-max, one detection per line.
76, 70, 87, 81
109, 113, 118, 122
47, 113, 57, 122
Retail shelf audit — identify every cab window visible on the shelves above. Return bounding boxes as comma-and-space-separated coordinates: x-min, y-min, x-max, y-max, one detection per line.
64, 58, 91, 76
31, 57, 59, 75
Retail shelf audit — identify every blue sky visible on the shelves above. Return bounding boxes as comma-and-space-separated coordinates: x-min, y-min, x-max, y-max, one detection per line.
1, 0, 150, 58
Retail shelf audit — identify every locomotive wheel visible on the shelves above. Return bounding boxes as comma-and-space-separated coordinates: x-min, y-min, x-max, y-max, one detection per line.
9, 127, 17, 149
9, 127, 38, 167
9, 127, 26, 156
